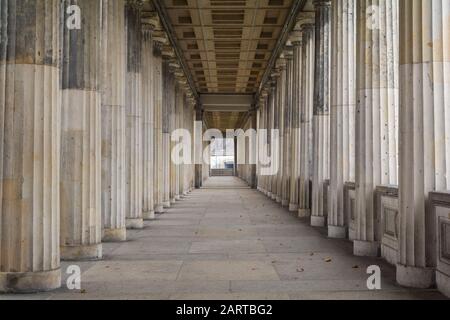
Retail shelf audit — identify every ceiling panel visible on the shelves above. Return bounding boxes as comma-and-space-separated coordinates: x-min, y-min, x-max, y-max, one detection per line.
163, 0, 294, 94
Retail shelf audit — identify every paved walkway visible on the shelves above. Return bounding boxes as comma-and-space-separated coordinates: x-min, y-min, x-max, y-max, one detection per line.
2, 177, 446, 300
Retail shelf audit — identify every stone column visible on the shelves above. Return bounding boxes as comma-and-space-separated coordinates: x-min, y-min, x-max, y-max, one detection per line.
298, 22, 315, 218
125, 0, 144, 229
161, 54, 174, 208
141, 19, 155, 220
354, 0, 399, 256
195, 106, 204, 189
289, 29, 303, 212
328, 0, 356, 239
282, 51, 293, 207
0, 0, 61, 292
153, 45, 165, 212
275, 62, 285, 204
249, 109, 258, 189
174, 82, 183, 200
267, 82, 276, 199
397, 0, 449, 289
311, 0, 331, 227
60, 0, 102, 260
101, 0, 127, 242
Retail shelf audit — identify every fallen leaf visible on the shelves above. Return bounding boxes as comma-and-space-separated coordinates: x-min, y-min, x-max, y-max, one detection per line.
324, 257, 332, 263
297, 268, 305, 273
352, 265, 359, 269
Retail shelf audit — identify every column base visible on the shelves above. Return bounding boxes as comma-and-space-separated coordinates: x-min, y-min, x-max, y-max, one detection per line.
126, 218, 144, 229
311, 216, 326, 227
353, 240, 379, 257
155, 204, 165, 214
143, 210, 155, 220
175, 195, 181, 201
328, 225, 347, 239
61, 243, 102, 261
289, 203, 299, 212
163, 201, 171, 208
171, 198, 176, 204
271, 194, 277, 201
0, 268, 61, 293
437, 271, 450, 298
298, 208, 311, 218
282, 199, 289, 207
275, 196, 281, 203
396, 264, 435, 289
102, 227, 127, 242
267, 192, 272, 198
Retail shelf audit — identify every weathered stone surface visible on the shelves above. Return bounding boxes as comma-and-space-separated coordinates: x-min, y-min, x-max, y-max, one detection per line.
101, 0, 127, 241
328, 0, 356, 238
0, 0, 61, 293
125, 0, 144, 227
60, 0, 102, 260
397, 0, 450, 290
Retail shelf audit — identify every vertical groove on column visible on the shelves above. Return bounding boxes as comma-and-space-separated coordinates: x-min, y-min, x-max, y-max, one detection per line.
329, 0, 356, 239
125, 0, 144, 229
101, 0, 127, 242
397, 0, 449, 289
0, 0, 61, 292
60, 0, 102, 260
354, 0, 399, 256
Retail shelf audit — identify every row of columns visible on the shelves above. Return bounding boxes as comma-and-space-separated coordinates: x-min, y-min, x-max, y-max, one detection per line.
0, 0, 197, 292
255, 0, 450, 293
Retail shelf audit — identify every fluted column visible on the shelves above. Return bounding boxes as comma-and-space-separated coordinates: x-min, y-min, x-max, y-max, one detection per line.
298, 23, 315, 218
0, 0, 61, 292
125, 0, 144, 229
354, 0, 399, 256
195, 106, 204, 189
311, 0, 331, 227
282, 52, 293, 207
101, 0, 127, 242
162, 59, 172, 208
397, 0, 450, 289
153, 46, 165, 213
141, 21, 155, 220
60, 0, 102, 260
328, 0, 356, 239
289, 30, 302, 212
276, 62, 286, 204
267, 83, 276, 199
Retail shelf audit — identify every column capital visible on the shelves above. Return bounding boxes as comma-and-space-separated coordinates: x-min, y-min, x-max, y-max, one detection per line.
313, 0, 331, 8
289, 30, 303, 47
126, 0, 144, 9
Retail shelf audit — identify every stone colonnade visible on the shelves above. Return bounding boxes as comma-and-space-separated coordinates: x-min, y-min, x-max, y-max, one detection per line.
251, 0, 450, 297
0, 0, 197, 293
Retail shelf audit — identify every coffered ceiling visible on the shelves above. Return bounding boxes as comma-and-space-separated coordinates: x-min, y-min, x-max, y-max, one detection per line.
162, 0, 294, 94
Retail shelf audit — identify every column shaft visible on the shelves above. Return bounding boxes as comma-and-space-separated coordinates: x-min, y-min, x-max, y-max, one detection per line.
289, 39, 302, 212
397, 0, 450, 289
0, 0, 61, 292
311, 0, 331, 227
298, 24, 315, 218
125, 1, 144, 229
328, 0, 356, 239
101, 0, 127, 242
354, 0, 399, 256
60, 0, 102, 260
141, 23, 155, 220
